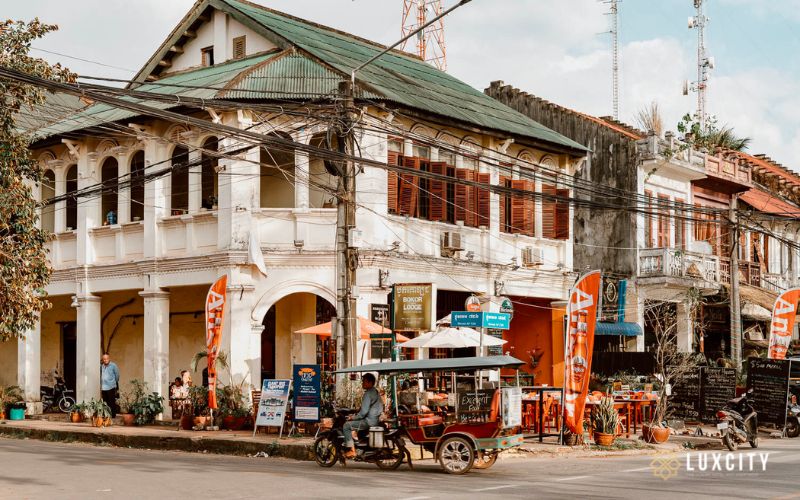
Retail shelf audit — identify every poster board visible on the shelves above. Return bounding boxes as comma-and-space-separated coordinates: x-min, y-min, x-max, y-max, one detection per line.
254, 379, 291, 436
747, 357, 790, 427
501, 387, 522, 428
669, 370, 701, 421
292, 365, 321, 423
457, 389, 494, 423
392, 284, 433, 331
700, 367, 736, 423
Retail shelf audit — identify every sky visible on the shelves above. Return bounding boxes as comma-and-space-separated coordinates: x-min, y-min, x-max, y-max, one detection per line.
6, 0, 800, 170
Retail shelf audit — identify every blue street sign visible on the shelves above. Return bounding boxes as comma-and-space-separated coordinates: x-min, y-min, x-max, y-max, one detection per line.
451, 311, 511, 330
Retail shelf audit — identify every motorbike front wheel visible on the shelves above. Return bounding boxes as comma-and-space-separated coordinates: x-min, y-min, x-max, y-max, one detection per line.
786, 418, 800, 438
749, 436, 759, 448
313, 436, 339, 467
722, 431, 738, 451
375, 439, 405, 470
58, 396, 76, 413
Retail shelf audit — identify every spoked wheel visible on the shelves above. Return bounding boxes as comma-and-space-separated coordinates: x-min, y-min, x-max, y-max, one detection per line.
722, 431, 738, 452
313, 436, 339, 467
786, 419, 800, 438
473, 451, 498, 470
58, 396, 76, 413
438, 437, 475, 475
375, 439, 405, 470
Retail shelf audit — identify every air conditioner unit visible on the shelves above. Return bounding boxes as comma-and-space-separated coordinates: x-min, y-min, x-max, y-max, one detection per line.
521, 246, 543, 267
441, 231, 464, 257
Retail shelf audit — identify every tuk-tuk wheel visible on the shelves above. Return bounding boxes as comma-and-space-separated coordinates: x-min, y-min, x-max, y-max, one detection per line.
438, 436, 475, 475
473, 451, 498, 469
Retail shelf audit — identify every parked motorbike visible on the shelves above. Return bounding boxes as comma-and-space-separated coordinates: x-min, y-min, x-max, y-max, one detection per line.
786, 397, 800, 438
41, 374, 76, 413
313, 409, 409, 470
717, 390, 758, 451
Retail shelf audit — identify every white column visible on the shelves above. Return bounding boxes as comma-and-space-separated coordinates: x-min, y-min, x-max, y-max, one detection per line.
188, 149, 202, 213
77, 148, 99, 266
116, 151, 131, 224
144, 140, 167, 259
54, 166, 67, 234
17, 318, 42, 414
140, 289, 170, 419
293, 130, 311, 211
221, 270, 260, 389
676, 301, 693, 353
75, 294, 102, 403
218, 117, 258, 251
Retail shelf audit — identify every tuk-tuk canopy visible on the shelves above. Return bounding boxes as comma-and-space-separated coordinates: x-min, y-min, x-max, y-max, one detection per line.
335, 355, 525, 375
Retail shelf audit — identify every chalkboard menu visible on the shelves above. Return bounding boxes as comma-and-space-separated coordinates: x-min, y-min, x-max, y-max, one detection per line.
457, 389, 495, 422
747, 357, 790, 427
701, 367, 736, 423
670, 370, 701, 421
487, 329, 504, 356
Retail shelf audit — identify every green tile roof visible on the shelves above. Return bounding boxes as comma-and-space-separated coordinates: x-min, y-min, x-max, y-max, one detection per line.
223, 0, 586, 152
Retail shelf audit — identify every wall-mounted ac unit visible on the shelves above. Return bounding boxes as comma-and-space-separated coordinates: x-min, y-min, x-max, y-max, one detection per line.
441, 231, 464, 257
521, 246, 543, 267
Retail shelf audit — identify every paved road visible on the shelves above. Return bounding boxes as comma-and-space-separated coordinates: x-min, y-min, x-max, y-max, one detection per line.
2, 437, 800, 499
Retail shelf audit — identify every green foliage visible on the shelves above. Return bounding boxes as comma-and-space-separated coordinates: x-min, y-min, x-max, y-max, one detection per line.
592, 396, 620, 435
188, 385, 209, 417
677, 113, 751, 152
320, 371, 335, 418
127, 379, 164, 425
216, 384, 250, 418
85, 398, 111, 418
0, 384, 24, 408
0, 20, 74, 341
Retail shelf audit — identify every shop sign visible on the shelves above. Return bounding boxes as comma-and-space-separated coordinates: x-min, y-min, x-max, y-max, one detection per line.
370, 303, 390, 327
255, 379, 291, 428
502, 387, 522, 428
451, 312, 511, 330
499, 296, 514, 319
292, 365, 321, 423
465, 295, 482, 312
393, 283, 433, 331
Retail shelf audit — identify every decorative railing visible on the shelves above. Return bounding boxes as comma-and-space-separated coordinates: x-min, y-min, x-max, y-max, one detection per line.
639, 248, 720, 283
719, 258, 762, 288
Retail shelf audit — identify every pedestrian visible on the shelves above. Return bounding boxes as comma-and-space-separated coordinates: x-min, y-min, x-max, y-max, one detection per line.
181, 369, 192, 387
100, 353, 120, 417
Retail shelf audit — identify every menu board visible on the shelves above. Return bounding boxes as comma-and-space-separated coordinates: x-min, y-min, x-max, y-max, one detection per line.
255, 379, 291, 428
458, 389, 495, 422
487, 329, 504, 356
670, 370, 701, 421
747, 358, 790, 427
292, 364, 321, 422
701, 367, 736, 423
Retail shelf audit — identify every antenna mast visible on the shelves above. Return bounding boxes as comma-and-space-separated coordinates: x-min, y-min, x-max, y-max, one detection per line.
687, 0, 712, 129
401, 0, 447, 71
600, 1, 620, 120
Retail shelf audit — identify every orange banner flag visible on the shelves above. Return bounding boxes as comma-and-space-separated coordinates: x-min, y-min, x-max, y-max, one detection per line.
205, 275, 228, 410
563, 270, 602, 435
768, 288, 800, 360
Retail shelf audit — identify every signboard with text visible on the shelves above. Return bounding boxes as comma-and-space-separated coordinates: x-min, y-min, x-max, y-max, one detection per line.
255, 379, 291, 428
393, 284, 433, 331
451, 312, 511, 330
292, 365, 321, 422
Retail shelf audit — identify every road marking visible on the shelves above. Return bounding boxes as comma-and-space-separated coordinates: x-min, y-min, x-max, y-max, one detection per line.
621, 467, 651, 472
556, 475, 591, 481
398, 497, 430, 500
475, 485, 517, 492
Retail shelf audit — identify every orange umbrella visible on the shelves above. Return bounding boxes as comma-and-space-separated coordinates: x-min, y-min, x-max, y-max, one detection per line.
295, 316, 410, 342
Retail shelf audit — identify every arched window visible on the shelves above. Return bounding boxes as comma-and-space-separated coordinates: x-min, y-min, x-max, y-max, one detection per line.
65, 165, 77, 230
170, 146, 189, 214
308, 132, 338, 209
101, 157, 118, 225
260, 133, 295, 208
130, 151, 145, 221
41, 170, 55, 233
201, 137, 218, 209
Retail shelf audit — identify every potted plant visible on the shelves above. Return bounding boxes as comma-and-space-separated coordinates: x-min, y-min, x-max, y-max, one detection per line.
187, 385, 209, 430
217, 384, 250, 431
592, 397, 619, 446
87, 399, 112, 427
69, 402, 86, 423
7, 401, 26, 421
117, 386, 136, 426
0, 385, 24, 419
128, 379, 164, 426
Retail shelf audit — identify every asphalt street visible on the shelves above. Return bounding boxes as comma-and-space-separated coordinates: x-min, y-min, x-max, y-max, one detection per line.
2, 437, 800, 499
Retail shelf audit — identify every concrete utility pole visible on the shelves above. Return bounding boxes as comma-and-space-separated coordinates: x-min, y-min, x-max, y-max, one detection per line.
729, 193, 742, 368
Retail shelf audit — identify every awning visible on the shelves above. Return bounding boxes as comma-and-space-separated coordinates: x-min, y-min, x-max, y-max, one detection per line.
742, 302, 772, 321
335, 355, 525, 374
595, 322, 643, 337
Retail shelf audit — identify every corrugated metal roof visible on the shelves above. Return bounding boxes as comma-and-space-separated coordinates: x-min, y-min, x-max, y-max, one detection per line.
224, 0, 587, 152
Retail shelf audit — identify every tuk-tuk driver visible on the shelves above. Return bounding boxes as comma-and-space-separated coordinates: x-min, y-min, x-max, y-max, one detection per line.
343, 373, 382, 458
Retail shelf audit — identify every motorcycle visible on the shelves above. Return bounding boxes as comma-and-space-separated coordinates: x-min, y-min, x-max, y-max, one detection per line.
786, 396, 800, 438
41, 374, 76, 413
716, 390, 758, 451
313, 409, 409, 470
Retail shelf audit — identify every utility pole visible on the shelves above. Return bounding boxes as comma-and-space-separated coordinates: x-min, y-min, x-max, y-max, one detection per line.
729, 193, 742, 368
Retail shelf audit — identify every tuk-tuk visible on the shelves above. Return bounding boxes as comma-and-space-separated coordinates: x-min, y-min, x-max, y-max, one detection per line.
314, 355, 525, 474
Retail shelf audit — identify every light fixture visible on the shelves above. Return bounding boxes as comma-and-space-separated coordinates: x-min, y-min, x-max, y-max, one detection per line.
294, 239, 305, 252
70, 295, 81, 308
388, 241, 401, 252
465, 251, 475, 261
508, 257, 520, 271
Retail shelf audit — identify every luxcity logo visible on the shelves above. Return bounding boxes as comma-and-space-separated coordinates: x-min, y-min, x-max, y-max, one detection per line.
651, 452, 770, 480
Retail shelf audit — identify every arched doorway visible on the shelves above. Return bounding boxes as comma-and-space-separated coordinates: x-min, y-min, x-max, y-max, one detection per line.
201, 137, 218, 209
65, 165, 77, 230
41, 169, 56, 232
171, 145, 189, 214
101, 157, 118, 224
130, 151, 145, 221
261, 293, 336, 381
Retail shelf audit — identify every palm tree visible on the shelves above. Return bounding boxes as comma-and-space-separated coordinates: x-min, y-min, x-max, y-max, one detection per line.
703, 125, 751, 152
191, 349, 232, 386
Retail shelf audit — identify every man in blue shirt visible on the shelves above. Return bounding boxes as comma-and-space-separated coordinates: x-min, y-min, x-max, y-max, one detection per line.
343, 373, 382, 458
100, 353, 120, 417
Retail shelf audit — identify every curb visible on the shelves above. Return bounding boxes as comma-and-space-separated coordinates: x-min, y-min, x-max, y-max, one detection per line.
0, 424, 313, 461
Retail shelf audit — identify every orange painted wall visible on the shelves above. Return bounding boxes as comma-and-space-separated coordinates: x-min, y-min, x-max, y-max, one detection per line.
502, 298, 559, 386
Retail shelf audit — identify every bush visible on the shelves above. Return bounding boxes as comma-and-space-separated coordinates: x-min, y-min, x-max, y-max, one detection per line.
127, 379, 164, 425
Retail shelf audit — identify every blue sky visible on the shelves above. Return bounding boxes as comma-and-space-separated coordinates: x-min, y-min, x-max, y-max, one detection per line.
7, 0, 800, 169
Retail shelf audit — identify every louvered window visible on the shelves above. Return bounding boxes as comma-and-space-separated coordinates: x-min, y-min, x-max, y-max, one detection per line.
657, 194, 671, 247
398, 156, 420, 216
509, 180, 535, 237
201, 46, 214, 67
233, 36, 246, 60
644, 191, 654, 248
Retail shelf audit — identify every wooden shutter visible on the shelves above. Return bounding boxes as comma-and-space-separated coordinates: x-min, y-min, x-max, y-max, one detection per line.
233, 36, 246, 59
455, 168, 476, 227
429, 162, 447, 222
476, 173, 491, 228
541, 183, 557, 239
387, 151, 400, 214
510, 180, 534, 236
657, 195, 670, 247
398, 157, 420, 216
555, 188, 570, 240
499, 176, 509, 233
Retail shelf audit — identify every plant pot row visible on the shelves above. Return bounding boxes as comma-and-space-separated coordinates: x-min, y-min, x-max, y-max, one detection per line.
179, 415, 250, 431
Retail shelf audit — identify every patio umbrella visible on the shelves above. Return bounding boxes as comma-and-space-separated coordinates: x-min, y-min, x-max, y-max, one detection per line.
295, 316, 410, 342
399, 326, 506, 349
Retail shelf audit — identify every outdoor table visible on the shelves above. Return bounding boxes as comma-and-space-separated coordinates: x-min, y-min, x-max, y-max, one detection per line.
586, 400, 632, 437
619, 398, 654, 434
521, 386, 563, 443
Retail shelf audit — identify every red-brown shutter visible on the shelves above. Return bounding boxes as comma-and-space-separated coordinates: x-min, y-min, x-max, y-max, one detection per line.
555, 188, 570, 240
455, 168, 476, 227
510, 180, 534, 236
429, 161, 447, 222
398, 156, 420, 216
499, 176, 509, 233
541, 183, 557, 239
476, 172, 491, 228
387, 151, 400, 214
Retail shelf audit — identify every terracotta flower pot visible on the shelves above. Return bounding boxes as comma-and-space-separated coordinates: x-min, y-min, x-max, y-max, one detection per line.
104, 417, 113, 427
0, 411, 6, 420
119, 413, 135, 426
180, 415, 194, 430
593, 432, 615, 447
70, 412, 83, 423
193, 416, 209, 429
92, 416, 104, 427
642, 424, 670, 444
222, 416, 247, 431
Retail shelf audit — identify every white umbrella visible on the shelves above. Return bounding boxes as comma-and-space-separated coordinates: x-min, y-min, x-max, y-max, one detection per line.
400, 326, 506, 349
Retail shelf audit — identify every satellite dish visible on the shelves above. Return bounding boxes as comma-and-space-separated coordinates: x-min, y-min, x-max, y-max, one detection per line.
688, 16, 695, 29
682, 80, 689, 96
707, 56, 715, 70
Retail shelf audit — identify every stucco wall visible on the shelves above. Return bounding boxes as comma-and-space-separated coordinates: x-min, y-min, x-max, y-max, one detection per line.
0, 340, 16, 386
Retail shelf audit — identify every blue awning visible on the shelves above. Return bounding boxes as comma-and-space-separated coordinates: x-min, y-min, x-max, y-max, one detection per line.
596, 322, 643, 337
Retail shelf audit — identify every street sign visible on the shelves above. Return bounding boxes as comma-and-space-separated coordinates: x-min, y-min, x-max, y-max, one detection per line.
465, 295, 481, 312
451, 311, 511, 330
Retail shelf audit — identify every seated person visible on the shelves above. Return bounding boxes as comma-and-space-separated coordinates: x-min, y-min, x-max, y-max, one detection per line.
343, 373, 382, 458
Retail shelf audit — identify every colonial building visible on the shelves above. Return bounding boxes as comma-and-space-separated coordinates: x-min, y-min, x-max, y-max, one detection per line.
2, 0, 588, 413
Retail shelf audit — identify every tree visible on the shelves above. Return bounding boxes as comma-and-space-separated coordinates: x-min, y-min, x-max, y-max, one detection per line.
677, 113, 751, 152
0, 19, 74, 341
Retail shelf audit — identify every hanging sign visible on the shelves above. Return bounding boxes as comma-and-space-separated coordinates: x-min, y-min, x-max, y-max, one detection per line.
562, 270, 602, 435
767, 288, 800, 359
255, 379, 291, 428
205, 275, 227, 410
393, 284, 433, 331
292, 365, 321, 422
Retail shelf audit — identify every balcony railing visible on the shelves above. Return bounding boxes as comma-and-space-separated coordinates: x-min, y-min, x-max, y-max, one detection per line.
762, 273, 787, 293
639, 248, 720, 283
719, 258, 761, 288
